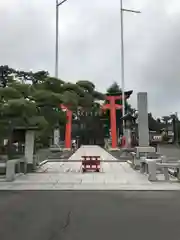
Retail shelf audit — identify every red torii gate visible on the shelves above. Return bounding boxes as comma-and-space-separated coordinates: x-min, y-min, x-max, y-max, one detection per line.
60, 93, 132, 149
101, 96, 122, 149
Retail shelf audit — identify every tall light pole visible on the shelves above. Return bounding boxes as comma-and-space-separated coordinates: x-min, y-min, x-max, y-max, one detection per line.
55, 0, 68, 79
175, 112, 179, 144
120, 0, 141, 134
54, 0, 68, 146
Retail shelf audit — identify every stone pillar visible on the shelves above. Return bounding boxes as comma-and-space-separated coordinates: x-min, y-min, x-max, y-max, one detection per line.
61, 105, 72, 150
124, 129, 131, 148
25, 130, 35, 171
65, 110, 72, 150
110, 98, 117, 149
54, 128, 60, 145
137, 92, 149, 146
124, 119, 132, 148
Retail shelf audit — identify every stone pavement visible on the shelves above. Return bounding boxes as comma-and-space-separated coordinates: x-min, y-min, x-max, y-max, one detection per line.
158, 144, 180, 159
0, 145, 180, 190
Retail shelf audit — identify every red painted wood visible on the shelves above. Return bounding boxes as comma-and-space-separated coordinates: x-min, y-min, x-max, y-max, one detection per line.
60, 104, 72, 149
81, 156, 101, 172
60, 94, 127, 149
102, 96, 123, 148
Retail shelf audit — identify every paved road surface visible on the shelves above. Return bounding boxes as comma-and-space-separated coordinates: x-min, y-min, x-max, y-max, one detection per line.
158, 144, 180, 159
0, 191, 180, 240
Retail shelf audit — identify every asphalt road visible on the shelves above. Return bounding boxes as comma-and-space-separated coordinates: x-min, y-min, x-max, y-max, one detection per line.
0, 191, 180, 240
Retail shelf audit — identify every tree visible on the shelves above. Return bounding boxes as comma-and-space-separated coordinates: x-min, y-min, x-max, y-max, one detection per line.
0, 65, 105, 147
148, 113, 163, 131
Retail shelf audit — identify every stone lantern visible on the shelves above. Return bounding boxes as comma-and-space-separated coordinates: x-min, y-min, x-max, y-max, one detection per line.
121, 113, 137, 148
12, 126, 39, 172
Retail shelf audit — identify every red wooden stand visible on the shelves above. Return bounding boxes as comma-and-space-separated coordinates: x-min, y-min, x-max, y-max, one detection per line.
81, 156, 101, 172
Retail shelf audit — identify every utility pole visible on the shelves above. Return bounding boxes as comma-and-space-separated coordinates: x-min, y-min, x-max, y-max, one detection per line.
120, 0, 141, 134
175, 112, 179, 144
54, 0, 68, 146
55, 0, 68, 78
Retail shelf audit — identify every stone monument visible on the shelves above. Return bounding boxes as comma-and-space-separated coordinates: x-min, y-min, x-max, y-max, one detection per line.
134, 92, 155, 167
137, 92, 149, 147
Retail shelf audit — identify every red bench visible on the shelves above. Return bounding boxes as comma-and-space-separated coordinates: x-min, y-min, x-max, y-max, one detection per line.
81, 156, 101, 172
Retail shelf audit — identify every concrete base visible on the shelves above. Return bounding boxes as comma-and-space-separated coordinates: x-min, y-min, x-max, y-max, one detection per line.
0, 168, 6, 175
128, 161, 141, 170
120, 148, 135, 152
17, 162, 35, 173
108, 148, 120, 151
135, 146, 156, 155
63, 148, 71, 151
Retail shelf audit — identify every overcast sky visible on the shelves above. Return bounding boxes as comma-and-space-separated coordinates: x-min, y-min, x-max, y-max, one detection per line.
0, 0, 180, 117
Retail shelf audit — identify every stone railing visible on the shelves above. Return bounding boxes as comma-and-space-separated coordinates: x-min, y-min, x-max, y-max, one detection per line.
0, 158, 23, 181
129, 146, 157, 169
140, 156, 180, 181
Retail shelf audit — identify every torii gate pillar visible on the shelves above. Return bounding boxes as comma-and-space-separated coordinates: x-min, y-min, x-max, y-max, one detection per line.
61, 104, 72, 150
